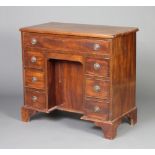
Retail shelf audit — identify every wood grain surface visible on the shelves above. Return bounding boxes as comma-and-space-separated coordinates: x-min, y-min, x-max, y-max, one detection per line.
20, 22, 138, 39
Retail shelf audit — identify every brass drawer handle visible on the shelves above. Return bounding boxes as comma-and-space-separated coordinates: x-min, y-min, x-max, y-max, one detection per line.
31, 56, 37, 63
32, 76, 37, 82
94, 106, 100, 112
93, 43, 100, 51
93, 85, 101, 92
32, 96, 37, 102
94, 63, 100, 70
31, 38, 37, 45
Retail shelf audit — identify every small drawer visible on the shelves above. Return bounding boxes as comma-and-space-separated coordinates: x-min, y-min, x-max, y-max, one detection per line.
85, 99, 109, 120
85, 78, 110, 99
24, 69, 45, 90
24, 50, 45, 69
85, 58, 109, 77
25, 88, 46, 110
23, 32, 110, 54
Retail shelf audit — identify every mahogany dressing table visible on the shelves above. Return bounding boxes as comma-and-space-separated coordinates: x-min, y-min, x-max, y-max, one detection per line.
20, 22, 138, 139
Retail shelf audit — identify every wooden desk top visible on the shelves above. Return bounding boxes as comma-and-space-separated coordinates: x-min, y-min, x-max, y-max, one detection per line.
20, 22, 138, 39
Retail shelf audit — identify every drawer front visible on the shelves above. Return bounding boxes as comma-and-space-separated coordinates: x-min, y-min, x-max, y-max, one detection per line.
25, 88, 46, 110
23, 33, 110, 54
85, 58, 109, 77
24, 69, 45, 90
24, 50, 45, 69
85, 78, 109, 99
85, 99, 109, 120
